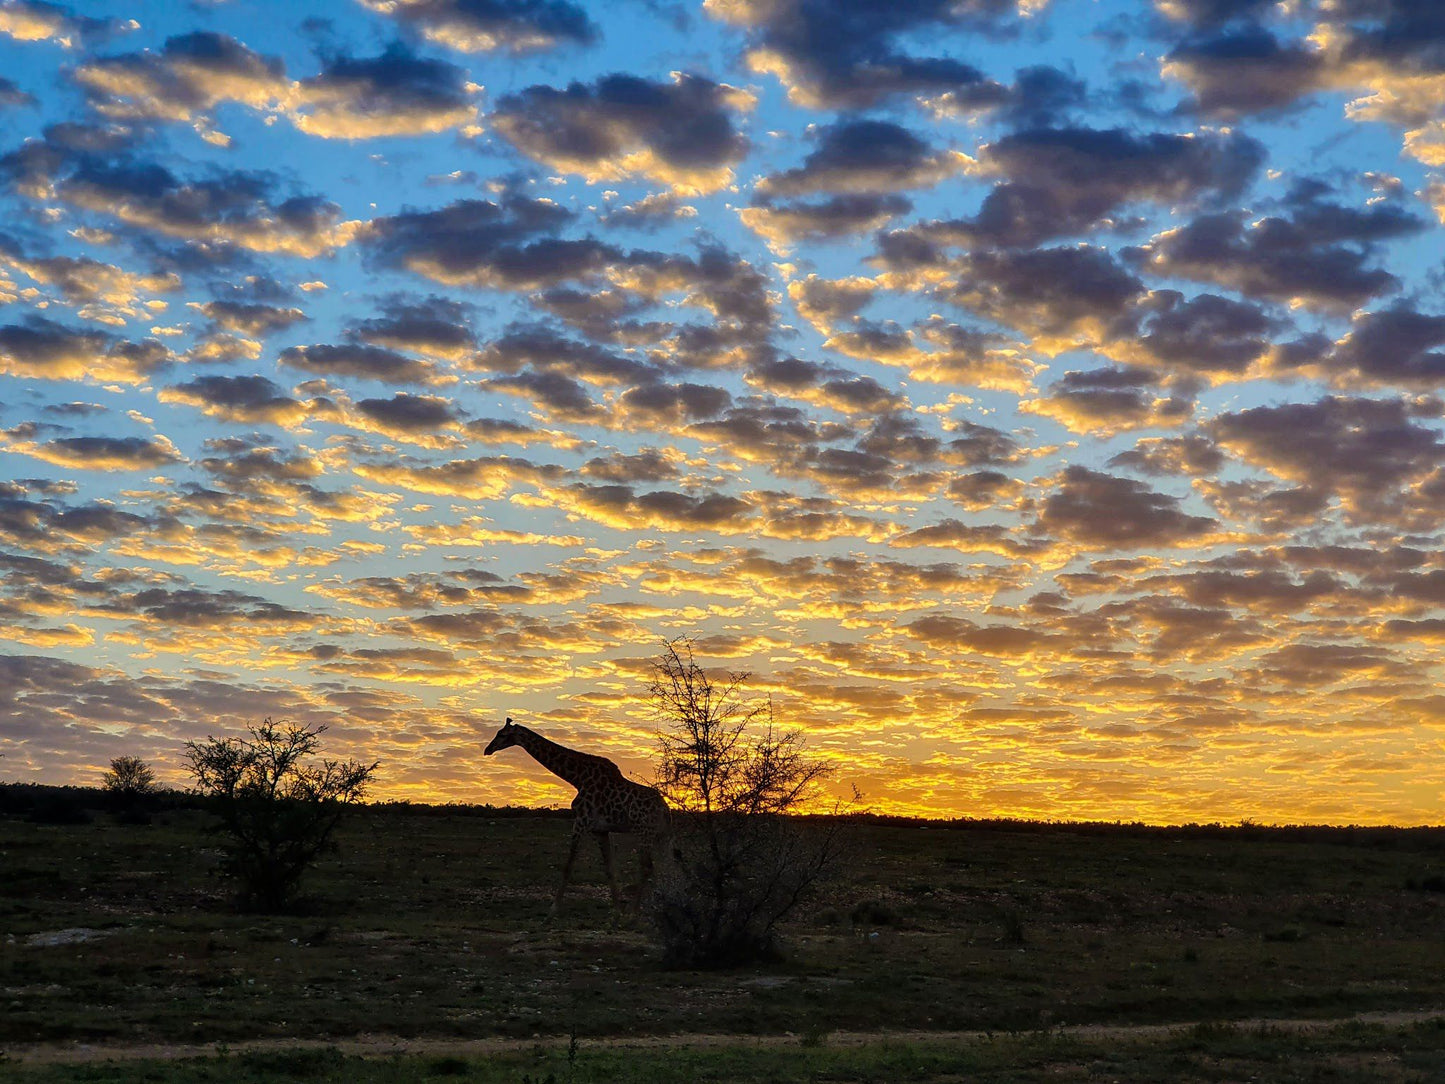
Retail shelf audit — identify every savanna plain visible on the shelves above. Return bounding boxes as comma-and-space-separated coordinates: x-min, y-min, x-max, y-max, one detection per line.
4, 789, 1445, 1082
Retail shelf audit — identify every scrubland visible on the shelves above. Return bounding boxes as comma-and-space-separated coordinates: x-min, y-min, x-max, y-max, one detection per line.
3, 788, 1444, 1081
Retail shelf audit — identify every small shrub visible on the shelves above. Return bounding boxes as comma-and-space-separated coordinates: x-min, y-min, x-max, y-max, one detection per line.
427, 1055, 469, 1076
850, 899, 900, 927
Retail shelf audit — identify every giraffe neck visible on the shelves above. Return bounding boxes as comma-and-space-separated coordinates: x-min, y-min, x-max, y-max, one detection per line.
511, 725, 598, 790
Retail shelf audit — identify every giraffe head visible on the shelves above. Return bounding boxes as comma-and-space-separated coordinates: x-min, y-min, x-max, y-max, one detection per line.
484, 717, 519, 756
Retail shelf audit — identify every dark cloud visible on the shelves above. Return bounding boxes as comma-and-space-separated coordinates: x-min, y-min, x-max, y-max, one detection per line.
706, 0, 1017, 110
1206, 395, 1445, 521
75, 33, 477, 138
905, 613, 1052, 656
7, 434, 183, 471
1130, 195, 1421, 310
473, 324, 654, 384
1036, 465, 1215, 549
349, 296, 476, 359
492, 73, 751, 192
1109, 434, 1226, 476
581, 449, 679, 483
1164, 26, 1329, 116
279, 342, 438, 385
486, 368, 603, 420
193, 300, 307, 336
355, 392, 463, 433
360, 194, 611, 289
758, 119, 966, 196
1025, 365, 1193, 434
359, 0, 598, 53
912, 126, 1263, 249
562, 482, 754, 531
159, 374, 308, 426
0, 77, 37, 108
293, 42, 477, 138
116, 585, 314, 628
0, 316, 170, 383
616, 381, 732, 425
741, 193, 913, 247
1120, 290, 1281, 376
600, 193, 698, 231
5, 138, 361, 255
1155, 0, 1277, 29
1315, 306, 1445, 387
75, 31, 286, 122
911, 245, 1146, 348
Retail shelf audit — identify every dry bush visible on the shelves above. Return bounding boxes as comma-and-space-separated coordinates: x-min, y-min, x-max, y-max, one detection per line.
647, 638, 847, 967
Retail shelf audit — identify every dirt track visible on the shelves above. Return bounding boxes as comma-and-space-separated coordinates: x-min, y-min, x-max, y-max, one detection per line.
8, 1009, 1444, 1066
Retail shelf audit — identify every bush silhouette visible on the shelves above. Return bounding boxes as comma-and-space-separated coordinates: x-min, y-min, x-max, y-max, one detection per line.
647, 638, 846, 967
185, 719, 377, 912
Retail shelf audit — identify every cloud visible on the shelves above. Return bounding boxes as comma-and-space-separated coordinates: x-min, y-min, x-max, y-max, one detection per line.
1307, 306, 1445, 388
349, 296, 477, 359
704, 0, 1026, 110
953, 126, 1263, 248
0, 0, 127, 47
1163, 26, 1330, 116
888, 245, 1146, 354
3, 432, 183, 470
758, 119, 969, 196
359, 0, 598, 52
1129, 195, 1420, 311
76, 33, 480, 140
190, 299, 308, 336
1021, 365, 1193, 436
291, 43, 480, 139
0, 76, 37, 108
1035, 465, 1216, 549
28, 153, 364, 256
1206, 395, 1445, 524
492, 72, 753, 194
360, 194, 611, 289
279, 342, 442, 385
1111, 291, 1281, 378
353, 391, 465, 440
158, 374, 313, 427
739, 193, 912, 249
0, 316, 171, 383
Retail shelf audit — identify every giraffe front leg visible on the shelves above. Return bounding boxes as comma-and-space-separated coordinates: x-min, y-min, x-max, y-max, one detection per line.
597, 831, 621, 911
551, 823, 583, 918
633, 843, 655, 916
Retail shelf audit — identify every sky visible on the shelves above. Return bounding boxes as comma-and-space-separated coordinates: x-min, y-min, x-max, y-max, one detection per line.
2, 0, 1445, 824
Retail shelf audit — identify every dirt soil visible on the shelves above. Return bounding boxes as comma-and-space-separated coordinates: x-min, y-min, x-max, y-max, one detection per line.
10, 1008, 1445, 1066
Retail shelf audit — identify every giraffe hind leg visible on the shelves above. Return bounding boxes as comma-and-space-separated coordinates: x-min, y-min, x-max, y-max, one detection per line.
551, 823, 583, 917
597, 831, 621, 910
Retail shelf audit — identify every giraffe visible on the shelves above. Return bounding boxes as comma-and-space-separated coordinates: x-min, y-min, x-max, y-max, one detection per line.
484, 718, 671, 915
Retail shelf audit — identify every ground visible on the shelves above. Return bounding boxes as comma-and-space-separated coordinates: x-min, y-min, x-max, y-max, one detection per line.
2, 793, 1444, 1080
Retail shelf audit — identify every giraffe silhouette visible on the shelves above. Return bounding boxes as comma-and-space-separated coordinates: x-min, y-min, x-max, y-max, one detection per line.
484, 718, 671, 915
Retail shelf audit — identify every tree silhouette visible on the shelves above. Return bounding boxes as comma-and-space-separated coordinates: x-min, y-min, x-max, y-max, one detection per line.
185, 719, 377, 912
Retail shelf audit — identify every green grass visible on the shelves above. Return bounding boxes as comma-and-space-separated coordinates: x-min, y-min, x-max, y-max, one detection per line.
2, 797, 1444, 1049
7, 1020, 1445, 1083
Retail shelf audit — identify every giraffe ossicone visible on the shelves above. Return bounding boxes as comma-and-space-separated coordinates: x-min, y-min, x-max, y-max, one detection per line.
484, 717, 671, 915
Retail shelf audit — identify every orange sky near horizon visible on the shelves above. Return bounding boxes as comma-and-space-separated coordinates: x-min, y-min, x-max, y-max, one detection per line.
3, 0, 1445, 827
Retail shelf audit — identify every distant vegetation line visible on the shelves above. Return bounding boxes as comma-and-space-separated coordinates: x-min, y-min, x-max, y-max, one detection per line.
3, 780, 1442, 839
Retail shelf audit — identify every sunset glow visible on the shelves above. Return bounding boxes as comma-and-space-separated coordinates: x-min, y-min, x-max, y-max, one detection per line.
3, 0, 1445, 824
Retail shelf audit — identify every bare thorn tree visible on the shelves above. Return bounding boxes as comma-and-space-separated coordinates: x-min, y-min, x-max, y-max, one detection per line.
185, 718, 377, 912
648, 638, 845, 967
